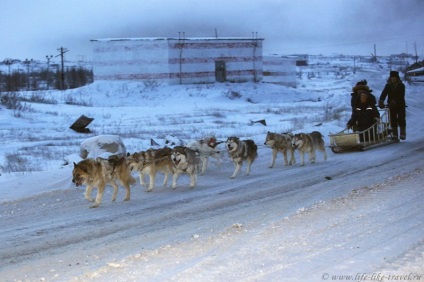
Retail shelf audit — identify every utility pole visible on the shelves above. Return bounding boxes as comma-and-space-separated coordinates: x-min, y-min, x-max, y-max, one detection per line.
3, 58, 13, 75
23, 58, 33, 91
353, 56, 356, 74
413, 41, 418, 63
56, 47, 68, 90
46, 55, 53, 90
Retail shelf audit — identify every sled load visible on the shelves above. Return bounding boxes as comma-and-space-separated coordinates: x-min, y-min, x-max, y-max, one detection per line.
328, 108, 399, 153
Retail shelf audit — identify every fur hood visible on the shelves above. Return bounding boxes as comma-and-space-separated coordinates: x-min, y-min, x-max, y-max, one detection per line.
352, 84, 370, 93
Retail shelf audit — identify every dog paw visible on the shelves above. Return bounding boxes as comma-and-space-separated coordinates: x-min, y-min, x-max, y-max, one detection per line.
90, 203, 100, 208
123, 197, 130, 201
85, 197, 95, 202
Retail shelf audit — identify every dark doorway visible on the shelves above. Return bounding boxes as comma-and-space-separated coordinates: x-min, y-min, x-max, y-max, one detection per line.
215, 61, 226, 82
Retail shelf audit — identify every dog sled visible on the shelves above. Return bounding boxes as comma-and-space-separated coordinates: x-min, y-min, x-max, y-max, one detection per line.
328, 108, 399, 153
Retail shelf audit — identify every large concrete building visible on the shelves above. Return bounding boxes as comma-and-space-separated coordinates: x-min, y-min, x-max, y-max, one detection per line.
91, 37, 296, 87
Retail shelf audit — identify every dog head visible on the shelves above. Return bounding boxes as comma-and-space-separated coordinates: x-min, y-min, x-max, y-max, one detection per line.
127, 152, 141, 171
264, 131, 276, 147
171, 146, 188, 166
72, 161, 90, 187
226, 137, 240, 153
291, 133, 304, 149
126, 151, 147, 171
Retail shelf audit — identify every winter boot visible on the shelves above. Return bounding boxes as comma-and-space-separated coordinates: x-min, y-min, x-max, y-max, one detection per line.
400, 127, 406, 140
391, 127, 398, 140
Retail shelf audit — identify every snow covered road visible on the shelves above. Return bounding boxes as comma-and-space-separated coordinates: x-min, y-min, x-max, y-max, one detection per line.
1, 137, 423, 281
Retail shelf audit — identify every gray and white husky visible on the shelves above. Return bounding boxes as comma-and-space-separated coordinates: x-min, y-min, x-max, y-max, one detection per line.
225, 137, 258, 179
292, 131, 327, 166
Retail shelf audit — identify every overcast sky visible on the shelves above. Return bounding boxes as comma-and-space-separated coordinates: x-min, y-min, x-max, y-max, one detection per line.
1, 0, 423, 62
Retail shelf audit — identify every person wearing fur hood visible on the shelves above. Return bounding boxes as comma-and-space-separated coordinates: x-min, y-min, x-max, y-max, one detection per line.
350, 79, 377, 113
378, 71, 406, 140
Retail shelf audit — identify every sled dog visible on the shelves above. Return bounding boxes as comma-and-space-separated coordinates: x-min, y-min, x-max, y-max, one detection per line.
72, 155, 136, 208
264, 131, 296, 168
171, 146, 199, 189
126, 147, 174, 192
225, 137, 258, 178
187, 136, 223, 174
292, 131, 327, 166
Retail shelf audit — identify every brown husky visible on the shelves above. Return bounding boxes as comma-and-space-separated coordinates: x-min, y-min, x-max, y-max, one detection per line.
126, 147, 174, 192
292, 131, 327, 166
170, 146, 199, 189
264, 131, 296, 168
225, 137, 258, 179
72, 155, 136, 208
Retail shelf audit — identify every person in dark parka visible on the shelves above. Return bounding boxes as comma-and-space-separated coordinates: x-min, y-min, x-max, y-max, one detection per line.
350, 79, 377, 113
347, 90, 380, 142
378, 71, 406, 140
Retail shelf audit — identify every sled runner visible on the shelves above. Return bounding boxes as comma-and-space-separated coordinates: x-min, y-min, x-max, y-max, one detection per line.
328, 108, 399, 153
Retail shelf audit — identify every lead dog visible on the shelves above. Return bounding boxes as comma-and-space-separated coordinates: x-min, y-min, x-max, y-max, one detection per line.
171, 146, 199, 189
264, 131, 296, 168
225, 137, 258, 178
126, 147, 174, 192
72, 155, 136, 208
187, 136, 223, 175
292, 131, 327, 166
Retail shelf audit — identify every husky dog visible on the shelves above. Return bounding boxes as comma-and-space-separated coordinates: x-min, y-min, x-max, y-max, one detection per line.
126, 147, 174, 192
225, 137, 258, 179
187, 136, 223, 175
170, 146, 199, 189
292, 131, 327, 166
264, 131, 296, 168
72, 155, 136, 208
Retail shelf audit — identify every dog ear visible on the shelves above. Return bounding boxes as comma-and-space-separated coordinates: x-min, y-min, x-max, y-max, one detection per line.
73, 162, 77, 167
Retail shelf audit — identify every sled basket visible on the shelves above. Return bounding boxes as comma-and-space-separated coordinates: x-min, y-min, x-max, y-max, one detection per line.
328, 109, 399, 153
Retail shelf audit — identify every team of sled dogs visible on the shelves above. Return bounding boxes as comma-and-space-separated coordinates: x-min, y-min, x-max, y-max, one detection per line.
72, 132, 327, 207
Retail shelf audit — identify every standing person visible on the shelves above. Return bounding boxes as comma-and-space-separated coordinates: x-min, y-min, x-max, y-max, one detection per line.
378, 71, 406, 140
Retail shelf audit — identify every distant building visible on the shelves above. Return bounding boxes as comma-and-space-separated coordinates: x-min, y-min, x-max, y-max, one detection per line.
405, 61, 424, 82
91, 37, 297, 87
262, 55, 297, 87
287, 54, 309, 66
91, 37, 264, 84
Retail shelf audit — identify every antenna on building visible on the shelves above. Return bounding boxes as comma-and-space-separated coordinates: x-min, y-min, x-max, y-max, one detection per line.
215, 28, 218, 38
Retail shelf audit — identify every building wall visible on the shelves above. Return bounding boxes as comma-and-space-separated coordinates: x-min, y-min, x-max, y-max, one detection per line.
91, 38, 169, 80
167, 39, 263, 84
91, 37, 263, 84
